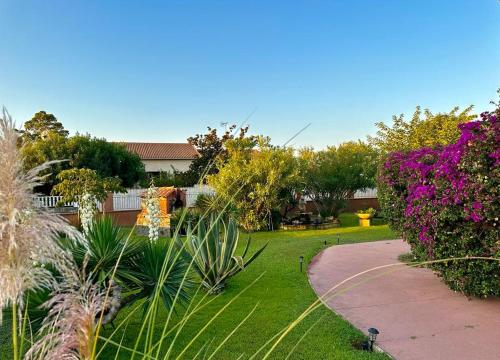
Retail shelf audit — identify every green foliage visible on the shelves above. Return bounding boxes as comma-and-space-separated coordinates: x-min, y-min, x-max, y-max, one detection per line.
64, 217, 192, 318
170, 207, 201, 234
52, 168, 124, 203
301, 141, 378, 217
21, 131, 71, 194
20, 113, 146, 194
356, 208, 376, 216
21, 111, 68, 141
208, 137, 301, 231
184, 125, 256, 185
180, 217, 267, 294
139, 169, 189, 188
369, 105, 475, 154
64, 217, 142, 286
378, 110, 499, 297
67, 135, 145, 188
129, 238, 192, 310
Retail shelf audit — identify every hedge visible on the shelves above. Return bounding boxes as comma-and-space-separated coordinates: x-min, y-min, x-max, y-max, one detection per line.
378, 111, 499, 297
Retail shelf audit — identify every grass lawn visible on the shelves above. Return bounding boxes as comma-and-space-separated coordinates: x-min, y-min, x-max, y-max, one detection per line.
1, 214, 398, 359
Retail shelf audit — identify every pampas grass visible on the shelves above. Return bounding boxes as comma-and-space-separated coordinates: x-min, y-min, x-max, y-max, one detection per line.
0, 108, 83, 359
25, 272, 105, 360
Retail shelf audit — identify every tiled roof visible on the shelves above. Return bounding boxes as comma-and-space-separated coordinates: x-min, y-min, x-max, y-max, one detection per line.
121, 142, 199, 160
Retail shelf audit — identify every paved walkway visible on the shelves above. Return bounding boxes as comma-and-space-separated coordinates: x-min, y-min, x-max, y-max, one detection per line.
308, 239, 500, 360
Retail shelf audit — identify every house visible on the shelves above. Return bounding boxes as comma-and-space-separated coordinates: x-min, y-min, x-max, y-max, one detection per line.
122, 142, 199, 174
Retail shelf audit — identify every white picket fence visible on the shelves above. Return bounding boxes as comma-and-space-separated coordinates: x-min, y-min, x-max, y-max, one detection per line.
33, 185, 216, 212
112, 193, 142, 210
352, 188, 378, 199
33, 186, 376, 212
33, 196, 103, 211
182, 185, 215, 208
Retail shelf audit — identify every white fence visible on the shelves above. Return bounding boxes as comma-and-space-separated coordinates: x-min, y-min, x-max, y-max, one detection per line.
34, 186, 375, 212
33, 196, 77, 208
113, 193, 142, 211
182, 185, 215, 208
32, 186, 215, 212
352, 188, 377, 199
33, 196, 102, 211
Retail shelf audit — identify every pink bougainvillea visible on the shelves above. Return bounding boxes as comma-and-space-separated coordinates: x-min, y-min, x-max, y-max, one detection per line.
378, 111, 499, 297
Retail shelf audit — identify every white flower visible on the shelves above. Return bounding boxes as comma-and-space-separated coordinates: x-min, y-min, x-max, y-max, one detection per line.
145, 184, 161, 242
79, 193, 97, 235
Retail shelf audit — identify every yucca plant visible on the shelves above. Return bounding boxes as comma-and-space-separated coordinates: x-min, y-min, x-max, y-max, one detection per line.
62, 217, 192, 323
128, 238, 192, 311
180, 216, 267, 294
63, 216, 142, 287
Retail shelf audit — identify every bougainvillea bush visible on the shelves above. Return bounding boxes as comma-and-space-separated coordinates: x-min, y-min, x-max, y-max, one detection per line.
378, 111, 499, 297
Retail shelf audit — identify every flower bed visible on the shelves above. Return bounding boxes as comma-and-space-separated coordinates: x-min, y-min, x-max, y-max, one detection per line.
378, 111, 499, 297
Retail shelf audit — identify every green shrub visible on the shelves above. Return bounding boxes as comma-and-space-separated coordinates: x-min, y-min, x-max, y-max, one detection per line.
179, 216, 267, 294
378, 111, 499, 297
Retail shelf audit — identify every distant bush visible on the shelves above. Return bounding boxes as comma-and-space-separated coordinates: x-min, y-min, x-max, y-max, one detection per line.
378, 111, 499, 297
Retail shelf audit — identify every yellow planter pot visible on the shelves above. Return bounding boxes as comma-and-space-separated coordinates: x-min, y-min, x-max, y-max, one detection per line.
356, 213, 373, 227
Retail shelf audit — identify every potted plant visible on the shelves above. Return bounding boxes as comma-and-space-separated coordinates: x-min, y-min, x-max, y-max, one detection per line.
356, 208, 376, 227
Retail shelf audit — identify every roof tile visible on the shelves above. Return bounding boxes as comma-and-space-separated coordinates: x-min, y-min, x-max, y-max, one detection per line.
121, 142, 199, 160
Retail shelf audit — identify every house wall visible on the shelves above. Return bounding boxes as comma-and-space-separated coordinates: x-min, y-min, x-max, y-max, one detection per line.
142, 159, 193, 173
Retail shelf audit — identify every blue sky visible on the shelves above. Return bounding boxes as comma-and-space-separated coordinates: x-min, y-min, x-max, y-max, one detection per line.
0, 0, 498, 149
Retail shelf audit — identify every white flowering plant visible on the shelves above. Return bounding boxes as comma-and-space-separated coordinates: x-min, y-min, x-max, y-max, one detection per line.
145, 183, 161, 242
80, 193, 97, 235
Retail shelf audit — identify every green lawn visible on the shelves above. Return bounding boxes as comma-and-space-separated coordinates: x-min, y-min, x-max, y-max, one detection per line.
100, 213, 397, 359
1, 214, 398, 359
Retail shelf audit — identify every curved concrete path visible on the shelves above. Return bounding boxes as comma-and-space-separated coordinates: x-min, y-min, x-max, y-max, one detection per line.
308, 239, 500, 360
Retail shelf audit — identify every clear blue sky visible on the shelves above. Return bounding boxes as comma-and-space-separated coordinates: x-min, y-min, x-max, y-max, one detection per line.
0, 0, 498, 148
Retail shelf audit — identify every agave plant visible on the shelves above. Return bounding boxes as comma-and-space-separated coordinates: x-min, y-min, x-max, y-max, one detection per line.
180, 217, 267, 294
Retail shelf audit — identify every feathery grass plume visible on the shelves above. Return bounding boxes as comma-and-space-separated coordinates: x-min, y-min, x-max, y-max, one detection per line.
25, 271, 105, 360
0, 107, 83, 323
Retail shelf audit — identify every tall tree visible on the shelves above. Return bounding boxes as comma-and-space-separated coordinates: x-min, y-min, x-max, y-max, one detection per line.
67, 135, 145, 188
301, 141, 378, 218
185, 125, 255, 185
22, 111, 69, 141
52, 168, 124, 203
21, 132, 146, 194
368, 105, 475, 154
208, 137, 300, 231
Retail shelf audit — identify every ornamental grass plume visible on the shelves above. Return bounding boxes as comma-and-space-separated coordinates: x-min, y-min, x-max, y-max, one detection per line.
25, 271, 106, 360
0, 108, 82, 324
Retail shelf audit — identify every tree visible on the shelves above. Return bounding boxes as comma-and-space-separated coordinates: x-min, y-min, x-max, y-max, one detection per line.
22, 111, 69, 141
52, 168, 124, 204
301, 141, 378, 218
208, 137, 301, 231
368, 105, 475, 154
21, 132, 71, 194
67, 135, 145, 188
22, 133, 146, 193
185, 125, 256, 185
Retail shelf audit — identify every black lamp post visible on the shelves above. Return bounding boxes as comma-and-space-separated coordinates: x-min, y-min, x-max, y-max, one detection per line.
337, 234, 340, 245
367, 327, 379, 351
299, 256, 304, 272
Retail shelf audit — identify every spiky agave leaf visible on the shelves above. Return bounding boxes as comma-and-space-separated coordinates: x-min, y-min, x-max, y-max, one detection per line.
180, 216, 267, 294
0, 108, 83, 323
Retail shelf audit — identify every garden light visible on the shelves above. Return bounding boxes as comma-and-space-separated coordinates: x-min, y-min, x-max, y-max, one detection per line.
367, 327, 379, 351
299, 256, 304, 272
